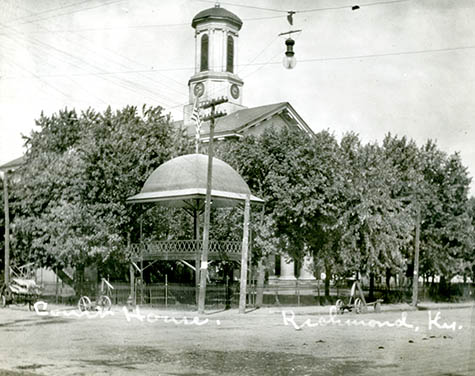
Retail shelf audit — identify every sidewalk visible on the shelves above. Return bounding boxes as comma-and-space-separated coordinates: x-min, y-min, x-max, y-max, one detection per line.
24, 300, 473, 319
255, 301, 474, 316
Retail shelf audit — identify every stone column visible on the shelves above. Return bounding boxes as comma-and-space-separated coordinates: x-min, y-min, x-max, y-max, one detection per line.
267, 253, 278, 285
298, 255, 316, 281
279, 255, 296, 281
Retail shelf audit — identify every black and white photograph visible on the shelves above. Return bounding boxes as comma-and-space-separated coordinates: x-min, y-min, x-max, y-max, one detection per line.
0, 0, 474, 375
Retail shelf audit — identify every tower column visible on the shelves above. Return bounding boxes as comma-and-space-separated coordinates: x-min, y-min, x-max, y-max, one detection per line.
279, 255, 296, 281
266, 252, 276, 283
222, 30, 227, 72
298, 255, 316, 281
194, 32, 199, 74
209, 28, 215, 71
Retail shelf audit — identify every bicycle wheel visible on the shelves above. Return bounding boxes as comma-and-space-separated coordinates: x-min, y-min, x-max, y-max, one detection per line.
97, 295, 112, 311
354, 298, 363, 314
335, 299, 344, 314
78, 296, 91, 312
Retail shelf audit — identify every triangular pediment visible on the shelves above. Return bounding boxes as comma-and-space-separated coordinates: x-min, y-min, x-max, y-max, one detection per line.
175, 102, 314, 141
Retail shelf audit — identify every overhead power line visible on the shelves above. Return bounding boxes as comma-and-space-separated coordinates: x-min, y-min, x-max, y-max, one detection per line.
196, 0, 409, 14
297, 45, 475, 63
5, 0, 125, 27
5, 44, 473, 79
19, 15, 283, 34
5, 0, 92, 24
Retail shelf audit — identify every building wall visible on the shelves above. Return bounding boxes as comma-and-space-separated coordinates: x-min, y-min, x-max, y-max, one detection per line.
240, 114, 289, 137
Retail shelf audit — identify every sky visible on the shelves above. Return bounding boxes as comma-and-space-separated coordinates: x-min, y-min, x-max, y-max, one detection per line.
1, 0, 474, 195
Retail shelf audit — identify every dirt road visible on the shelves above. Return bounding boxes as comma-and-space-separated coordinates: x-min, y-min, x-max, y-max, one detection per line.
0, 303, 473, 375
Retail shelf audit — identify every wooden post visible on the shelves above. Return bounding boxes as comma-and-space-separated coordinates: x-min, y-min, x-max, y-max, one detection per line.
3, 170, 10, 286
239, 194, 251, 314
412, 205, 421, 307
197, 114, 215, 314
139, 217, 144, 305
129, 264, 135, 304
165, 274, 168, 309
255, 257, 265, 308
255, 204, 266, 307
248, 227, 252, 306
197, 97, 228, 314
127, 232, 135, 304
194, 206, 200, 306
55, 268, 59, 304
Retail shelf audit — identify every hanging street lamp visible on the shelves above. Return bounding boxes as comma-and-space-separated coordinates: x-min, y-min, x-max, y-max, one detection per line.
278, 29, 301, 70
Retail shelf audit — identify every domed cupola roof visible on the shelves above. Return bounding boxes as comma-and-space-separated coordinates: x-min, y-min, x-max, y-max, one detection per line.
127, 154, 263, 207
192, 5, 242, 30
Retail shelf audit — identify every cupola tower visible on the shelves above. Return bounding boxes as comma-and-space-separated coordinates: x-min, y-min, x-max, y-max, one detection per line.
184, 4, 245, 124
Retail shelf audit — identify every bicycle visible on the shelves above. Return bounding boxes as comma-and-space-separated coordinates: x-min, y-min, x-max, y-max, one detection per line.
77, 278, 114, 312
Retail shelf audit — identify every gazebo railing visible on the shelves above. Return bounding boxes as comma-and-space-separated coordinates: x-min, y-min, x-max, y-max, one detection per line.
130, 240, 241, 261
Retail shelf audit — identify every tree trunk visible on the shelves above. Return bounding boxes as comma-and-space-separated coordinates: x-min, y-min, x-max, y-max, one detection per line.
385, 268, 391, 291
255, 257, 266, 308
324, 264, 331, 298
439, 275, 449, 300
74, 264, 85, 297
369, 272, 375, 301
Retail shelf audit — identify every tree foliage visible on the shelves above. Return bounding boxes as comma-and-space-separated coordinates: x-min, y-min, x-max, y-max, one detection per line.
5, 105, 474, 292
219, 127, 474, 292
10, 105, 190, 280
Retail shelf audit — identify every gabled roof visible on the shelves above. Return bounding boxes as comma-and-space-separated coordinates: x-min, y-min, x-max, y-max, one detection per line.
0, 156, 26, 172
176, 102, 313, 140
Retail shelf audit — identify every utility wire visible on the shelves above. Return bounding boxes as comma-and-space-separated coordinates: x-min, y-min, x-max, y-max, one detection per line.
3, 2, 187, 103
3, 0, 91, 24
295, 0, 410, 13
196, 0, 287, 13
6, 44, 473, 79
0, 23, 182, 107
19, 15, 283, 34
6, 0, 125, 27
196, 0, 409, 14
2, 2, 188, 98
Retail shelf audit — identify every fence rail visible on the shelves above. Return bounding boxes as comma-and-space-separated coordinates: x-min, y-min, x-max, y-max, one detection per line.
35, 280, 474, 308
130, 240, 241, 261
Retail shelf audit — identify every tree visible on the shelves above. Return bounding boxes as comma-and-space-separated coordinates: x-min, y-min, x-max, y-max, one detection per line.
467, 197, 475, 281
418, 143, 473, 282
218, 127, 345, 297
383, 135, 473, 293
11, 105, 190, 289
338, 134, 413, 298
0, 173, 4, 279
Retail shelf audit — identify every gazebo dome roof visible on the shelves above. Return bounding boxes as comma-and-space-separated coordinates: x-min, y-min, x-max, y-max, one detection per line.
192, 6, 242, 30
127, 154, 262, 208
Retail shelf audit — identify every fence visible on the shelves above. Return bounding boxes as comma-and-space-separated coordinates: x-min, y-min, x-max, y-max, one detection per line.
36, 279, 474, 308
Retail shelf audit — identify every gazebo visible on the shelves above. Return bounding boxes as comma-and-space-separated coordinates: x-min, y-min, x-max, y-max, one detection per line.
126, 153, 263, 310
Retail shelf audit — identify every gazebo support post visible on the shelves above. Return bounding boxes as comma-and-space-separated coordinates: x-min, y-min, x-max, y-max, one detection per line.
239, 194, 251, 313
194, 207, 200, 305
127, 232, 135, 306
129, 263, 135, 305
3, 170, 10, 286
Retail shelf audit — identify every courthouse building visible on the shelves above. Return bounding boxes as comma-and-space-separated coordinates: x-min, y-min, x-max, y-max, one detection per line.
173, 4, 317, 284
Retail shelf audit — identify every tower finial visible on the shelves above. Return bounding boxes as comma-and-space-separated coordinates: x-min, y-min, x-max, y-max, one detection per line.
214, 1, 220, 8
